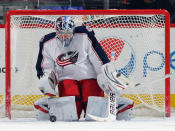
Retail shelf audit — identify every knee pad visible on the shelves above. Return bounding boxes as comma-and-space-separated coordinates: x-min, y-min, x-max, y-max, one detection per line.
48, 96, 78, 121
116, 97, 134, 120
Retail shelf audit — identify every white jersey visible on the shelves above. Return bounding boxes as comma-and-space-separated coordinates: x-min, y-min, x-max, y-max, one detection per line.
36, 26, 109, 81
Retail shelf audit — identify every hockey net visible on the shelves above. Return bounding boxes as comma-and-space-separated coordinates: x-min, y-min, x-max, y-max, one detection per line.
3, 10, 170, 119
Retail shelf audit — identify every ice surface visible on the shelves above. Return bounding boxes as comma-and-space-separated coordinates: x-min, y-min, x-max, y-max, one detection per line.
0, 115, 175, 131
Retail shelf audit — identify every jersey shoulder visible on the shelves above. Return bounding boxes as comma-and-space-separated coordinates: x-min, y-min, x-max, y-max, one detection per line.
74, 26, 94, 36
40, 32, 56, 44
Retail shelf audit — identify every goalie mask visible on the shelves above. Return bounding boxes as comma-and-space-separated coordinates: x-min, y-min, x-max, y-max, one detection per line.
55, 16, 75, 47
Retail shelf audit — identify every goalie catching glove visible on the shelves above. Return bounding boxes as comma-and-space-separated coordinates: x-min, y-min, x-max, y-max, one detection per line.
38, 70, 58, 97
97, 62, 136, 94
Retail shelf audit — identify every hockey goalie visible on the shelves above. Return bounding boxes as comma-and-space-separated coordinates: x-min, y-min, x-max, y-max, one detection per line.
34, 16, 134, 122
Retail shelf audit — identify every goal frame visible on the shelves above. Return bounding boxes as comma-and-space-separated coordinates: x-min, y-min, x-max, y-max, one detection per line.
5, 9, 170, 119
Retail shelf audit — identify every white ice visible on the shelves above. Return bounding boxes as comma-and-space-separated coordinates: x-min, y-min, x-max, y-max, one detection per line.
0, 115, 175, 131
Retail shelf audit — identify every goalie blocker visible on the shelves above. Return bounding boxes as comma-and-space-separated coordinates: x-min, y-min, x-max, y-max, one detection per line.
97, 62, 137, 94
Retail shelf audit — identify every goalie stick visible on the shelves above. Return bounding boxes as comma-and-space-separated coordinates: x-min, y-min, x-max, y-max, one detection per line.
112, 72, 175, 89
106, 52, 117, 121
87, 72, 175, 121
101, 52, 117, 121
134, 72, 175, 88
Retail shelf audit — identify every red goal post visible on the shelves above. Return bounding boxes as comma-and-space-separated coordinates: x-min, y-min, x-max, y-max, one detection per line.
5, 9, 170, 119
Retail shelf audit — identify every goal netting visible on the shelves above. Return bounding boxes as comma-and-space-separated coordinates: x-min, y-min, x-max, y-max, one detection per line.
2, 10, 170, 119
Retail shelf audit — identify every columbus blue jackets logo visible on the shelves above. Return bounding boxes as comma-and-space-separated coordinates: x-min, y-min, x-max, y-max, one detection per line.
56, 51, 79, 66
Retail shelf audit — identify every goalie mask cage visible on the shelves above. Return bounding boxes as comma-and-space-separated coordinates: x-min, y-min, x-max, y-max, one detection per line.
4, 10, 170, 119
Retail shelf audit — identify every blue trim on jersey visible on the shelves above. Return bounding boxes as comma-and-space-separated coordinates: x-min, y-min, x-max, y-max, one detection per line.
36, 32, 56, 79
74, 26, 110, 64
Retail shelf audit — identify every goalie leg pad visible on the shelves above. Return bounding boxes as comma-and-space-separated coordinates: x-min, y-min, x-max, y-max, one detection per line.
34, 97, 50, 121
58, 79, 82, 119
85, 96, 108, 121
48, 96, 78, 121
80, 79, 104, 112
116, 97, 134, 120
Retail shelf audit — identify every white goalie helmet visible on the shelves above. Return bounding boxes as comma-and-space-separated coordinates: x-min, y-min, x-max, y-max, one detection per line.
55, 16, 75, 47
